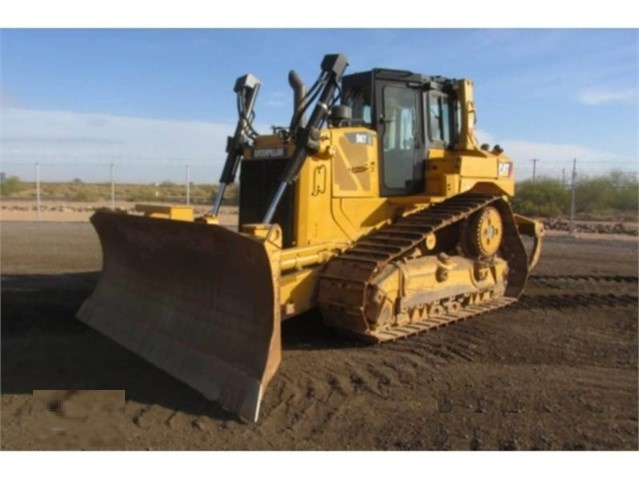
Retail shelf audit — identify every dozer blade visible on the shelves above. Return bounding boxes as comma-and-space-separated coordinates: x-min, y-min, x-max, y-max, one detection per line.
77, 211, 281, 422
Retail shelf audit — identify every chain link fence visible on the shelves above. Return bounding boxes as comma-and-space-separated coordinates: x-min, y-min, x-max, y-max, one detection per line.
0, 160, 240, 221
1, 159, 636, 227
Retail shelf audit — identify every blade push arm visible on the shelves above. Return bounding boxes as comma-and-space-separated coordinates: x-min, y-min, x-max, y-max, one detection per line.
211, 74, 261, 215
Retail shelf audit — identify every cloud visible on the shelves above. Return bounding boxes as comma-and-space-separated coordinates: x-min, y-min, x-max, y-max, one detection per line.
475, 129, 496, 146
578, 88, 637, 106
466, 29, 567, 61
2, 106, 635, 184
0, 107, 249, 182
0, 91, 22, 108
477, 129, 636, 178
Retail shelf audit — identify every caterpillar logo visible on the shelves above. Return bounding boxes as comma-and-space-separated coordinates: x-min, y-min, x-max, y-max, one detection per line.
498, 162, 512, 177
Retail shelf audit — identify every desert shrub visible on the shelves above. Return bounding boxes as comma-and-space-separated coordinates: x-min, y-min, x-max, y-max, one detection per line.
209, 183, 239, 205
513, 178, 570, 216
72, 190, 102, 202
575, 176, 614, 213
127, 191, 157, 202
225, 183, 239, 204
0, 176, 28, 196
607, 170, 638, 212
513, 171, 638, 217
611, 186, 638, 212
190, 185, 215, 204
575, 171, 638, 214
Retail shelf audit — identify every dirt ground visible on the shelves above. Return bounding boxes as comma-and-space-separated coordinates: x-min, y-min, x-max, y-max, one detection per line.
1, 220, 637, 450
29, 389, 125, 450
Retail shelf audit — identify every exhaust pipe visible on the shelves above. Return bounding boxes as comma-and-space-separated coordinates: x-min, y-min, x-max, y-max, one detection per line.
288, 70, 306, 124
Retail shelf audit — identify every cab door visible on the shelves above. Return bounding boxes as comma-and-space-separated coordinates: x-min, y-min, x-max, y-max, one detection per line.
375, 83, 425, 196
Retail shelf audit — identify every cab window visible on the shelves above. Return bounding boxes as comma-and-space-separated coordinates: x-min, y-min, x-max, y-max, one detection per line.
345, 87, 372, 126
428, 92, 452, 146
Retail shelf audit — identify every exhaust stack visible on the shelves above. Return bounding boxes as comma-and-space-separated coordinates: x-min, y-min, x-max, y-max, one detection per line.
288, 70, 306, 124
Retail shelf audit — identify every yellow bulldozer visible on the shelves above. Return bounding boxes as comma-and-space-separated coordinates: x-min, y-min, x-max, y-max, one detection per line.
77, 54, 543, 422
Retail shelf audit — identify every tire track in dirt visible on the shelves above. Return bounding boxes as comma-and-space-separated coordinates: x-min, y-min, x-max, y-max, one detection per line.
517, 293, 637, 309
65, 274, 638, 449
130, 404, 173, 429
61, 276, 639, 444
126, 402, 207, 432
559, 367, 638, 394
266, 362, 390, 436
371, 315, 509, 374
261, 371, 348, 444
261, 350, 437, 445
425, 339, 477, 364
525, 274, 638, 296
529, 274, 638, 284
427, 321, 499, 364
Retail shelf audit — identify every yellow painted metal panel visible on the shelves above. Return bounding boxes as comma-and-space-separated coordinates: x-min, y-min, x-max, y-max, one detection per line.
134, 204, 194, 222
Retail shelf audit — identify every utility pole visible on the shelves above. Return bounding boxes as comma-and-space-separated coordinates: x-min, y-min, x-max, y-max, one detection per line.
110, 163, 115, 210
569, 158, 577, 236
562, 168, 566, 187
185, 163, 190, 205
530, 158, 540, 183
35, 161, 41, 221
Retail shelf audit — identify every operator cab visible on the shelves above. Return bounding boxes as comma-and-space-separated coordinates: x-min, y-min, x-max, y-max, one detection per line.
340, 69, 460, 197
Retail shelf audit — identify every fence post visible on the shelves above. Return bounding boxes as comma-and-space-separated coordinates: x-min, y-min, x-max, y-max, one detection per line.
35, 161, 41, 221
569, 158, 577, 236
110, 163, 115, 210
186, 163, 190, 205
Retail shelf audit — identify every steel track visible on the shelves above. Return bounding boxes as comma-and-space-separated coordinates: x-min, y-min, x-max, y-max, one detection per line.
318, 193, 530, 342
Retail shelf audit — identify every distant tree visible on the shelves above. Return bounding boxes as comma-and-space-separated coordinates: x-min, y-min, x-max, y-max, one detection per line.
72, 177, 83, 184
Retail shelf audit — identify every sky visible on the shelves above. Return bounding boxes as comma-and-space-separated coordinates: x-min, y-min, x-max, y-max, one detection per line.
1, 28, 638, 184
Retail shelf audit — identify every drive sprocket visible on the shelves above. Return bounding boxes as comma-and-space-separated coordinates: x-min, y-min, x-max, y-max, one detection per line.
464, 206, 503, 258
